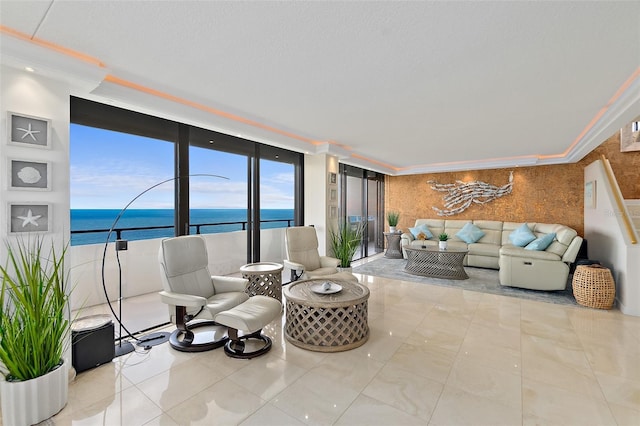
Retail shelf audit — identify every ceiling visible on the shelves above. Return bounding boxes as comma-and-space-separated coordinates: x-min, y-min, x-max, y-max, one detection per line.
1, 1, 639, 175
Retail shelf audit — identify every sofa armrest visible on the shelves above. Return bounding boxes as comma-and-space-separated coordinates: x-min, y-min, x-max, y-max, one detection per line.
562, 236, 583, 264
400, 232, 414, 247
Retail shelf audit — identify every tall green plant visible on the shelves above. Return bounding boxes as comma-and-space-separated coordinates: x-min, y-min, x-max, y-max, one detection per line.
329, 221, 365, 268
387, 211, 400, 227
0, 237, 71, 381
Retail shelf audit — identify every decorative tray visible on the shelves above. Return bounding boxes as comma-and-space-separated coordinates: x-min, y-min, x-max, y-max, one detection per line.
310, 282, 342, 295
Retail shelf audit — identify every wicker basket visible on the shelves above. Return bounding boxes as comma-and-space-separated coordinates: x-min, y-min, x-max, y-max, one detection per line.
572, 264, 615, 309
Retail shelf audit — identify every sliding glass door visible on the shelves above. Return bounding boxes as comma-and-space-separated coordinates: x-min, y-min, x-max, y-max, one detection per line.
339, 164, 385, 260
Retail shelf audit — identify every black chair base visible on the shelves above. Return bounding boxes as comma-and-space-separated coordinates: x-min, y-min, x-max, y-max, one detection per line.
169, 320, 228, 352
223, 329, 272, 359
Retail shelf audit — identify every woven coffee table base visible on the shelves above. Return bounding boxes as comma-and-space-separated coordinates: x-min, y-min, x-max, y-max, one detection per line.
283, 278, 370, 352
404, 247, 469, 280
285, 302, 369, 352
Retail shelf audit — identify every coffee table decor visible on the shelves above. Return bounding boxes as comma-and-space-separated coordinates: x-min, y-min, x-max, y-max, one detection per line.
310, 281, 342, 294
283, 278, 369, 352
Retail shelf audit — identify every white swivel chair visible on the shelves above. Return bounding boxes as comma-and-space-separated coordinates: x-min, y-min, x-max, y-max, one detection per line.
284, 226, 340, 281
158, 235, 249, 352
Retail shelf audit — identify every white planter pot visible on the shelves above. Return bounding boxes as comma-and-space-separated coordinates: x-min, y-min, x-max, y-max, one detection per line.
337, 266, 353, 273
1, 360, 69, 426
439, 241, 448, 250
389, 226, 396, 233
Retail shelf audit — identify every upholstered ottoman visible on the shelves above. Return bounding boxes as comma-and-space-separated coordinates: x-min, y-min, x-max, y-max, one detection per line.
214, 295, 282, 359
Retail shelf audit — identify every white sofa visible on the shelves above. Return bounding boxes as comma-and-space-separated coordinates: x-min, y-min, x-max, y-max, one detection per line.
400, 219, 583, 291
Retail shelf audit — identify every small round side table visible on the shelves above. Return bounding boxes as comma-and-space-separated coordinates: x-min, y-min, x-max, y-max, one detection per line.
384, 232, 403, 259
240, 262, 284, 302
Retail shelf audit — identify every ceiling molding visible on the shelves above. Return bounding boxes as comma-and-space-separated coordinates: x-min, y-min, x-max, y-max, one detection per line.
0, 30, 108, 93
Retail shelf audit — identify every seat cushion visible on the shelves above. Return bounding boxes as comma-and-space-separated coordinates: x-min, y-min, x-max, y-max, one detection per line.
500, 245, 560, 261
214, 296, 281, 333
206, 291, 249, 316
306, 267, 342, 278
468, 243, 500, 257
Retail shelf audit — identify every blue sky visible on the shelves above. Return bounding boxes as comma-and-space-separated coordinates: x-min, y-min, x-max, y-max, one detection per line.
70, 124, 294, 209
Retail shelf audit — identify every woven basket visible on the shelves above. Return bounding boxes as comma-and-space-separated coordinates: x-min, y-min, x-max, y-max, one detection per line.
572, 264, 615, 309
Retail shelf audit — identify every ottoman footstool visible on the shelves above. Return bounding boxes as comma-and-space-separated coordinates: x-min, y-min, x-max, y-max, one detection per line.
214, 295, 282, 359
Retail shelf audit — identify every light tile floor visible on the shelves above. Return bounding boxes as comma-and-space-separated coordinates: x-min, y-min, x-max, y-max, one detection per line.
45, 256, 640, 425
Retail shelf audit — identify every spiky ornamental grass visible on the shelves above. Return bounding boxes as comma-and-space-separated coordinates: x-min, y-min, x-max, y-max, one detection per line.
0, 237, 70, 381
329, 221, 365, 268
386, 211, 400, 227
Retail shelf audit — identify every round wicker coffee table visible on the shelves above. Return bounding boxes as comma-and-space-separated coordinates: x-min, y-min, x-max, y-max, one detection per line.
283, 278, 369, 352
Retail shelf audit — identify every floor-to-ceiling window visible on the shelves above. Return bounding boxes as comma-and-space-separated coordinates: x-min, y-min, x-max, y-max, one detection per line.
71, 97, 303, 263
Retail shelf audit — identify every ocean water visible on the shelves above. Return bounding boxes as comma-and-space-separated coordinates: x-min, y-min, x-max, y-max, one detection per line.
71, 209, 294, 246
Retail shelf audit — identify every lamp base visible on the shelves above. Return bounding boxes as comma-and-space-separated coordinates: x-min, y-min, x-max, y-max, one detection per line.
114, 341, 135, 357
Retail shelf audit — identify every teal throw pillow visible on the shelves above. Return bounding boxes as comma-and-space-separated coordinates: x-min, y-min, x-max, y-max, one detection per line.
525, 232, 556, 251
409, 224, 433, 239
456, 222, 485, 244
509, 223, 536, 247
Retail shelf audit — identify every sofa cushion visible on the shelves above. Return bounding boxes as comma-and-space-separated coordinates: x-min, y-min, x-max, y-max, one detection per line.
408, 224, 433, 239
456, 222, 485, 244
525, 232, 556, 251
500, 245, 561, 261
468, 243, 500, 257
509, 223, 537, 247
409, 240, 437, 248
473, 220, 503, 245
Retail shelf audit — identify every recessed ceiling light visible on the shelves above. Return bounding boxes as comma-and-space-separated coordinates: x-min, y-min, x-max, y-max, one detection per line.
24, 66, 35, 73
208, 140, 214, 144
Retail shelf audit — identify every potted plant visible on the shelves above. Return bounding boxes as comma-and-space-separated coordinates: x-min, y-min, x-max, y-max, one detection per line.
329, 220, 365, 269
387, 211, 400, 233
438, 233, 449, 250
0, 237, 72, 426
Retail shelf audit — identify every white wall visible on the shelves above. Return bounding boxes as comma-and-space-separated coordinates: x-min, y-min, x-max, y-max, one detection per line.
0, 66, 71, 253
584, 160, 640, 316
304, 153, 335, 255
0, 65, 72, 371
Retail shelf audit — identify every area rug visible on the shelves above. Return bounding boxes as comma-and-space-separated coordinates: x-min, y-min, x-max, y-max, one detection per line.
352, 257, 578, 306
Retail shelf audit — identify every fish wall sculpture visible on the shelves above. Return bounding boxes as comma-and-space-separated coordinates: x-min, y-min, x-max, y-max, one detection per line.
428, 171, 514, 216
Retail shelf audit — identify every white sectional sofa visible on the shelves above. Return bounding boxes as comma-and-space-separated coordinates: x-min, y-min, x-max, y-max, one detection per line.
400, 219, 583, 291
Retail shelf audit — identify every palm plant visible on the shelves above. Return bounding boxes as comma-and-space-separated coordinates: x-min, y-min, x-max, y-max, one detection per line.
329, 220, 365, 268
0, 237, 71, 381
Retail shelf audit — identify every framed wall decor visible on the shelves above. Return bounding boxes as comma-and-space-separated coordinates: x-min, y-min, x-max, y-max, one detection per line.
329, 188, 337, 202
329, 205, 337, 218
8, 159, 51, 191
328, 172, 337, 185
8, 203, 51, 234
584, 181, 596, 209
8, 112, 51, 148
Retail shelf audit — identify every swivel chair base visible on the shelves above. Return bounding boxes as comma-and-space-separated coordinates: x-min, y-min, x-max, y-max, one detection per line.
223, 328, 272, 359
169, 320, 228, 353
